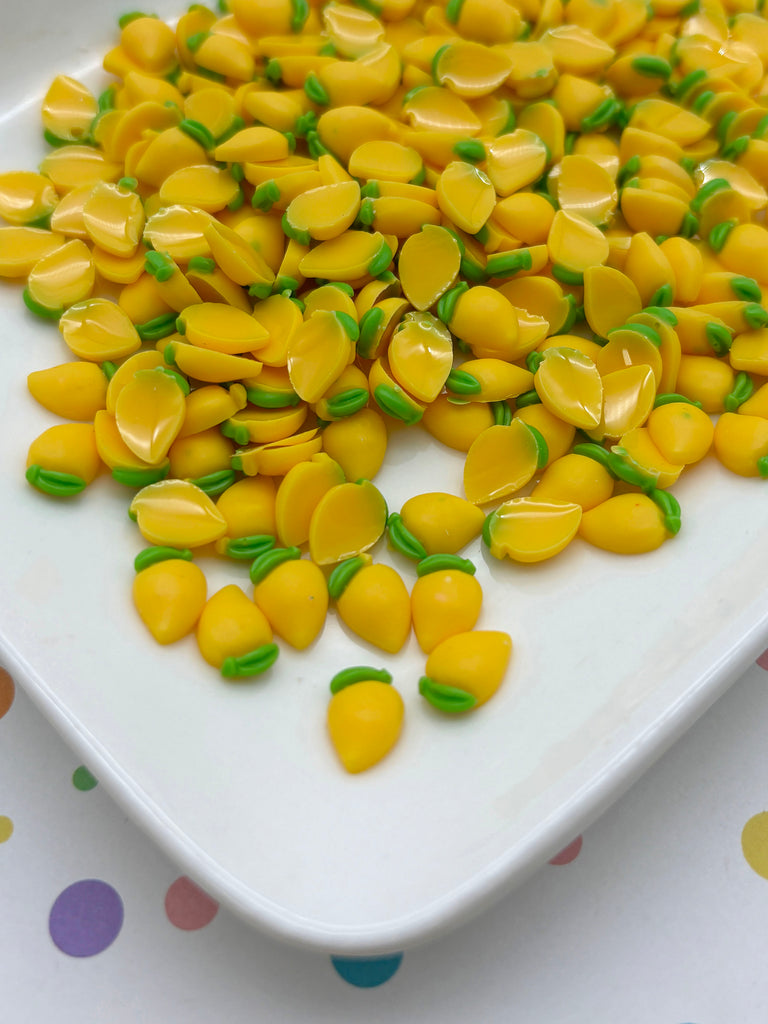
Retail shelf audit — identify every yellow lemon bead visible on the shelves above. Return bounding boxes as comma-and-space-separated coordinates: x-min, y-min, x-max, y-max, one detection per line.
583, 265, 643, 339
81, 181, 144, 258
26, 422, 101, 485
179, 302, 269, 355
327, 680, 404, 774
530, 453, 614, 510
335, 562, 412, 654
588, 365, 657, 441
433, 41, 513, 97
130, 479, 228, 548
298, 230, 392, 281
0, 170, 58, 226
168, 425, 235, 480
59, 298, 141, 362
0, 226, 64, 278
283, 180, 361, 242
400, 492, 485, 555
275, 453, 346, 547
436, 160, 496, 235
463, 420, 542, 505
28, 238, 95, 312
448, 285, 520, 361
646, 402, 714, 465
411, 567, 482, 653
547, 209, 610, 276
133, 559, 208, 646
421, 394, 494, 452
287, 310, 355, 404
713, 413, 768, 477
27, 362, 107, 421
556, 154, 618, 226
397, 223, 462, 311
41, 75, 98, 144
235, 428, 323, 477
120, 15, 177, 75
514, 404, 576, 465
485, 130, 549, 196
614, 428, 684, 489
321, 408, 388, 481
115, 368, 187, 464
484, 497, 583, 563
534, 347, 603, 430
309, 479, 388, 565
674, 355, 734, 414
165, 341, 262, 384
579, 493, 669, 554
596, 327, 663, 388
388, 311, 453, 404
423, 630, 512, 708
178, 384, 248, 439
253, 557, 328, 650
159, 164, 240, 214
216, 476, 277, 539
196, 585, 273, 669
93, 410, 168, 480
144, 205, 212, 262
39, 145, 121, 192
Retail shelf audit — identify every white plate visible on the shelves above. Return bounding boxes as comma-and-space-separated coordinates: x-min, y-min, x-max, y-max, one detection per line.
3, 0, 768, 955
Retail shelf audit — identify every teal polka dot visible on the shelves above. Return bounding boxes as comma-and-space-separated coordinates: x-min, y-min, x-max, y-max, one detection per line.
72, 766, 98, 791
331, 953, 403, 988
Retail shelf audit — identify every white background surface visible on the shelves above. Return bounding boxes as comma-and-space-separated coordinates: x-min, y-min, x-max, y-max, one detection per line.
4, 0, 768, 952
3, 655, 768, 1020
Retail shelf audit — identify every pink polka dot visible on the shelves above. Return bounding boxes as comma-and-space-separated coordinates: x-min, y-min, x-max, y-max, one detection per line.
164, 876, 218, 931
756, 648, 768, 670
549, 835, 583, 865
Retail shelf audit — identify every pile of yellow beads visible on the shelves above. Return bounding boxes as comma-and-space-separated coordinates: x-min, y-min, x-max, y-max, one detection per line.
7, 0, 768, 772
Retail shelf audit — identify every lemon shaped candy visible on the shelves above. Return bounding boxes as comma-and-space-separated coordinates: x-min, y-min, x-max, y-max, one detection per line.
327, 678, 404, 774
130, 479, 228, 547
133, 559, 207, 645
484, 498, 582, 563
196, 584, 273, 669
309, 479, 387, 565
422, 630, 512, 710
399, 492, 485, 555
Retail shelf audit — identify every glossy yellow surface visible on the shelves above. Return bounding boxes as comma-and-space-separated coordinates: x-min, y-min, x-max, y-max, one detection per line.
397, 224, 461, 311
713, 413, 768, 477
535, 348, 603, 430
114, 368, 186, 464
309, 479, 388, 565
463, 421, 540, 505
275, 453, 346, 547
130, 479, 229, 547
487, 497, 583, 563
531, 453, 614, 510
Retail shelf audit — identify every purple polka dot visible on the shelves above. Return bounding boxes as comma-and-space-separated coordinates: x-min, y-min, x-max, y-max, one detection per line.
49, 880, 124, 957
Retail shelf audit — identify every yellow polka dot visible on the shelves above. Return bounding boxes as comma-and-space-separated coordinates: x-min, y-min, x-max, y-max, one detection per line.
741, 812, 768, 878
0, 816, 13, 843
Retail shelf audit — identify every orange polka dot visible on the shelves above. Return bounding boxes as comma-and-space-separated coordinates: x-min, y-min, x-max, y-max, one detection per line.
741, 812, 768, 879
0, 669, 14, 719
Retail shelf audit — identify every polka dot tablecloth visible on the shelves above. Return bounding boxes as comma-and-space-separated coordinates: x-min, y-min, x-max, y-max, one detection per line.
3, 657, 768, 1021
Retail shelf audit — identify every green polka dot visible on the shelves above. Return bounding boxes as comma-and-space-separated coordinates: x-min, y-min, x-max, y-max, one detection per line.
72, 766, 98, 791
0, 816, 13, 842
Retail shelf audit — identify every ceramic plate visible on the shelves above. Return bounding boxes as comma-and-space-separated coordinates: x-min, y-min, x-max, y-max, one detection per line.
2, 0, 768, 955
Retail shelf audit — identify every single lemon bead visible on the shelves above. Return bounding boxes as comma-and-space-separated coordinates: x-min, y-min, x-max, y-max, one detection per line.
327, 681, 404, 774
133, 559, 208, 645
